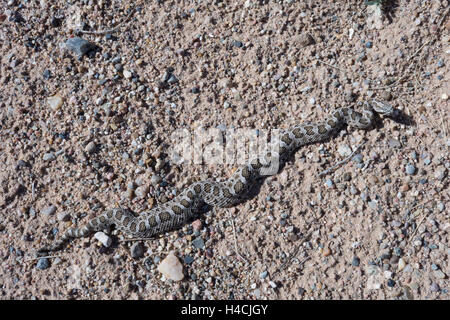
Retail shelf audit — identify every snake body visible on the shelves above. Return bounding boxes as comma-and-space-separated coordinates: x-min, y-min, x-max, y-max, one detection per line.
39, 100, 393, 253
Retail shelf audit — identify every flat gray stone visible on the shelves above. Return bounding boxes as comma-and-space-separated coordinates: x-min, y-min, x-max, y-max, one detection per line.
66, 37, 94, 57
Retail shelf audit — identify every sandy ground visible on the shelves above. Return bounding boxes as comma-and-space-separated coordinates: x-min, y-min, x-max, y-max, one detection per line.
0, 0, 449, 300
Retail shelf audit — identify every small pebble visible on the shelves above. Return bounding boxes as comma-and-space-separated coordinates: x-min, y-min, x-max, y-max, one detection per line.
192, 237, 205, 249
398, 258, 406, 271
36, 258, 50, 270
434, 166, 447, 180
65, 37, 94, 57
322, 247, 332, 256
352, 154, 363, 163
191, 219, 202, 231
41, 205, 56, 216
123, 70, 132, 79
342, 172, 352, 181
85, 142, 97, 154
114, 63, 123, 72
434, 270, 446, 279
295, 33, 314, 47
47, 94, 63, 111
405, 164, 416, 175
57, 211, 70, 222
130, 242, 144, 259
260, 271, 268, 279
380, 91, 392, 101
430, 282, 440, 292
388, 139, 402, 148
337, 144, 352, 157
393, 247, 403, 257
167, 75, 178, 84
94, 232, 112, 247
400, 184, 409, 192
191, 86, 200, 94
183, 255, 194, 264
352, 257, 360, 266
157, 252, 184, 281
150, 175, 162, 186
232, 40, 243, 48
43, 69, 51, 79
43, 152, 56, 161
135, 185, 149, 199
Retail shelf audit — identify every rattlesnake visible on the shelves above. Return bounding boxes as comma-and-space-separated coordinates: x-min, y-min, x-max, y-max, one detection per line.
39, 99, 394, 253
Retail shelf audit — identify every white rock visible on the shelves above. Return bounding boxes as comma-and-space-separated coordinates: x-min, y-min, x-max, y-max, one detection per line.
398, 258, 406, 271
85, 141, 96, 153
442, 93, 448, 101
338, 144, 352, 157
157, 252, 184, 281
57, 211, 70, 221
348, 28, 354, 40
123, 70, 132, 79
47, 94, 63, 110
43, 152, 56, 161
135, 185, 149, 199
41, 205, 57, 216
94, 232, 112, 247
367, 275, 382, 290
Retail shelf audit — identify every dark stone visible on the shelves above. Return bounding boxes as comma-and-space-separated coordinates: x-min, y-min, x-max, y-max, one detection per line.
233, 40, 243, 48
192, 237, 205, 249
36, 258, 50, 270
66, 37, 95, 57
183, 255, 194, 264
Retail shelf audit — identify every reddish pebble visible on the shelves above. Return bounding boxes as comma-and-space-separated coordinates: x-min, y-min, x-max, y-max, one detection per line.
192, 219, 202, 231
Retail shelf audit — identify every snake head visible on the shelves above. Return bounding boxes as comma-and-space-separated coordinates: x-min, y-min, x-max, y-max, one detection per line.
369, 99, 394, 116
